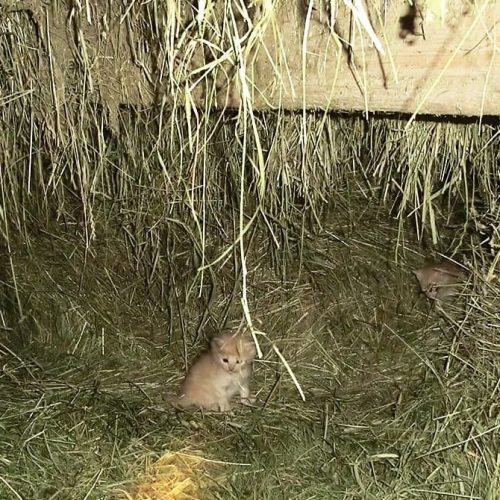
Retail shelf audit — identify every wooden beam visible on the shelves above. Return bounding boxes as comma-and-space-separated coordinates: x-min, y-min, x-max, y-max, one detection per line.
212, 1, 500, 116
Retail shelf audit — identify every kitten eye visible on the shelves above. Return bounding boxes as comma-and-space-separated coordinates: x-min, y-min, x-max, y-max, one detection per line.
236, 360, 240, 364
222, 358, 229, 363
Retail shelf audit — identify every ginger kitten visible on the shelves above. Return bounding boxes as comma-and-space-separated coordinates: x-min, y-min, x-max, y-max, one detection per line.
175, 331, 257, 412
413, 260, 465, 301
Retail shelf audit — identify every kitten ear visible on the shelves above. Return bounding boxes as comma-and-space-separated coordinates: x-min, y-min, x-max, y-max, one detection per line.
241, 338, 257, 359
413, 269, 423, 281
247, 343, 257, 360
211, 337, 224, 351
412, 269, 427, 290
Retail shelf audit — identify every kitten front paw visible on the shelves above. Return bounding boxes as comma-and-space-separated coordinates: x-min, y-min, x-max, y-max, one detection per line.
241, 396, 255, 406
218, 401, 232, 412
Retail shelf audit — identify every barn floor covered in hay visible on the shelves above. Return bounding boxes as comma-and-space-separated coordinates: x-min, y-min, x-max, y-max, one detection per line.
2, 171, 498, 498
1, 1, 499, 499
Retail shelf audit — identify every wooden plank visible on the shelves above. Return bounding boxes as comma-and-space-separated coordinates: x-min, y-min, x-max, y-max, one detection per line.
213, 0, 500, 116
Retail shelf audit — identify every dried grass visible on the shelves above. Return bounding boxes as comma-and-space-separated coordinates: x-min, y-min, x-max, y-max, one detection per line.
0, 2, 499, 498
1, 187, 498, 498
119, 450, 213, 500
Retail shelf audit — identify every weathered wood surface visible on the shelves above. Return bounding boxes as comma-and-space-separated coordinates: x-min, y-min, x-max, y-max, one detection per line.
215, 0, 500, 116
10, 0, 500, 118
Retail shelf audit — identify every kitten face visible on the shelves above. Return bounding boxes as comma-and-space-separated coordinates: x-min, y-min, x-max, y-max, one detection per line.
413, 268, 440, 298
216, 351, 243, 373
413, 261, 463, 300
211, 333, 256, 374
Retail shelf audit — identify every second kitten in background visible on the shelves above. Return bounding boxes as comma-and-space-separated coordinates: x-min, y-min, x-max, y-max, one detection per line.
175, 331, 257, 412
413, 259, 466, 301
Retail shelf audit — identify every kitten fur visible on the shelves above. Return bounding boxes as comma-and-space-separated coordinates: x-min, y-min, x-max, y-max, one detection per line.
175, 332, 257, 412
413, 260, 464, 301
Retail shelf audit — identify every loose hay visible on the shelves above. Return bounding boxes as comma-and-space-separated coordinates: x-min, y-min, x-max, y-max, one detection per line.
1, 185, 498, 498
119, 451, 213, 500
1, 3, 499, 500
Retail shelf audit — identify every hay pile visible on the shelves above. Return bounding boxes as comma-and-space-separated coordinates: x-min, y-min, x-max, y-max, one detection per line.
1, 185, 498, 498
0, 1, 499, 499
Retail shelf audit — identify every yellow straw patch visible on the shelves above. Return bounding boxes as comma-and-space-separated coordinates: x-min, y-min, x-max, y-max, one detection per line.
120, 451, 212, 500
